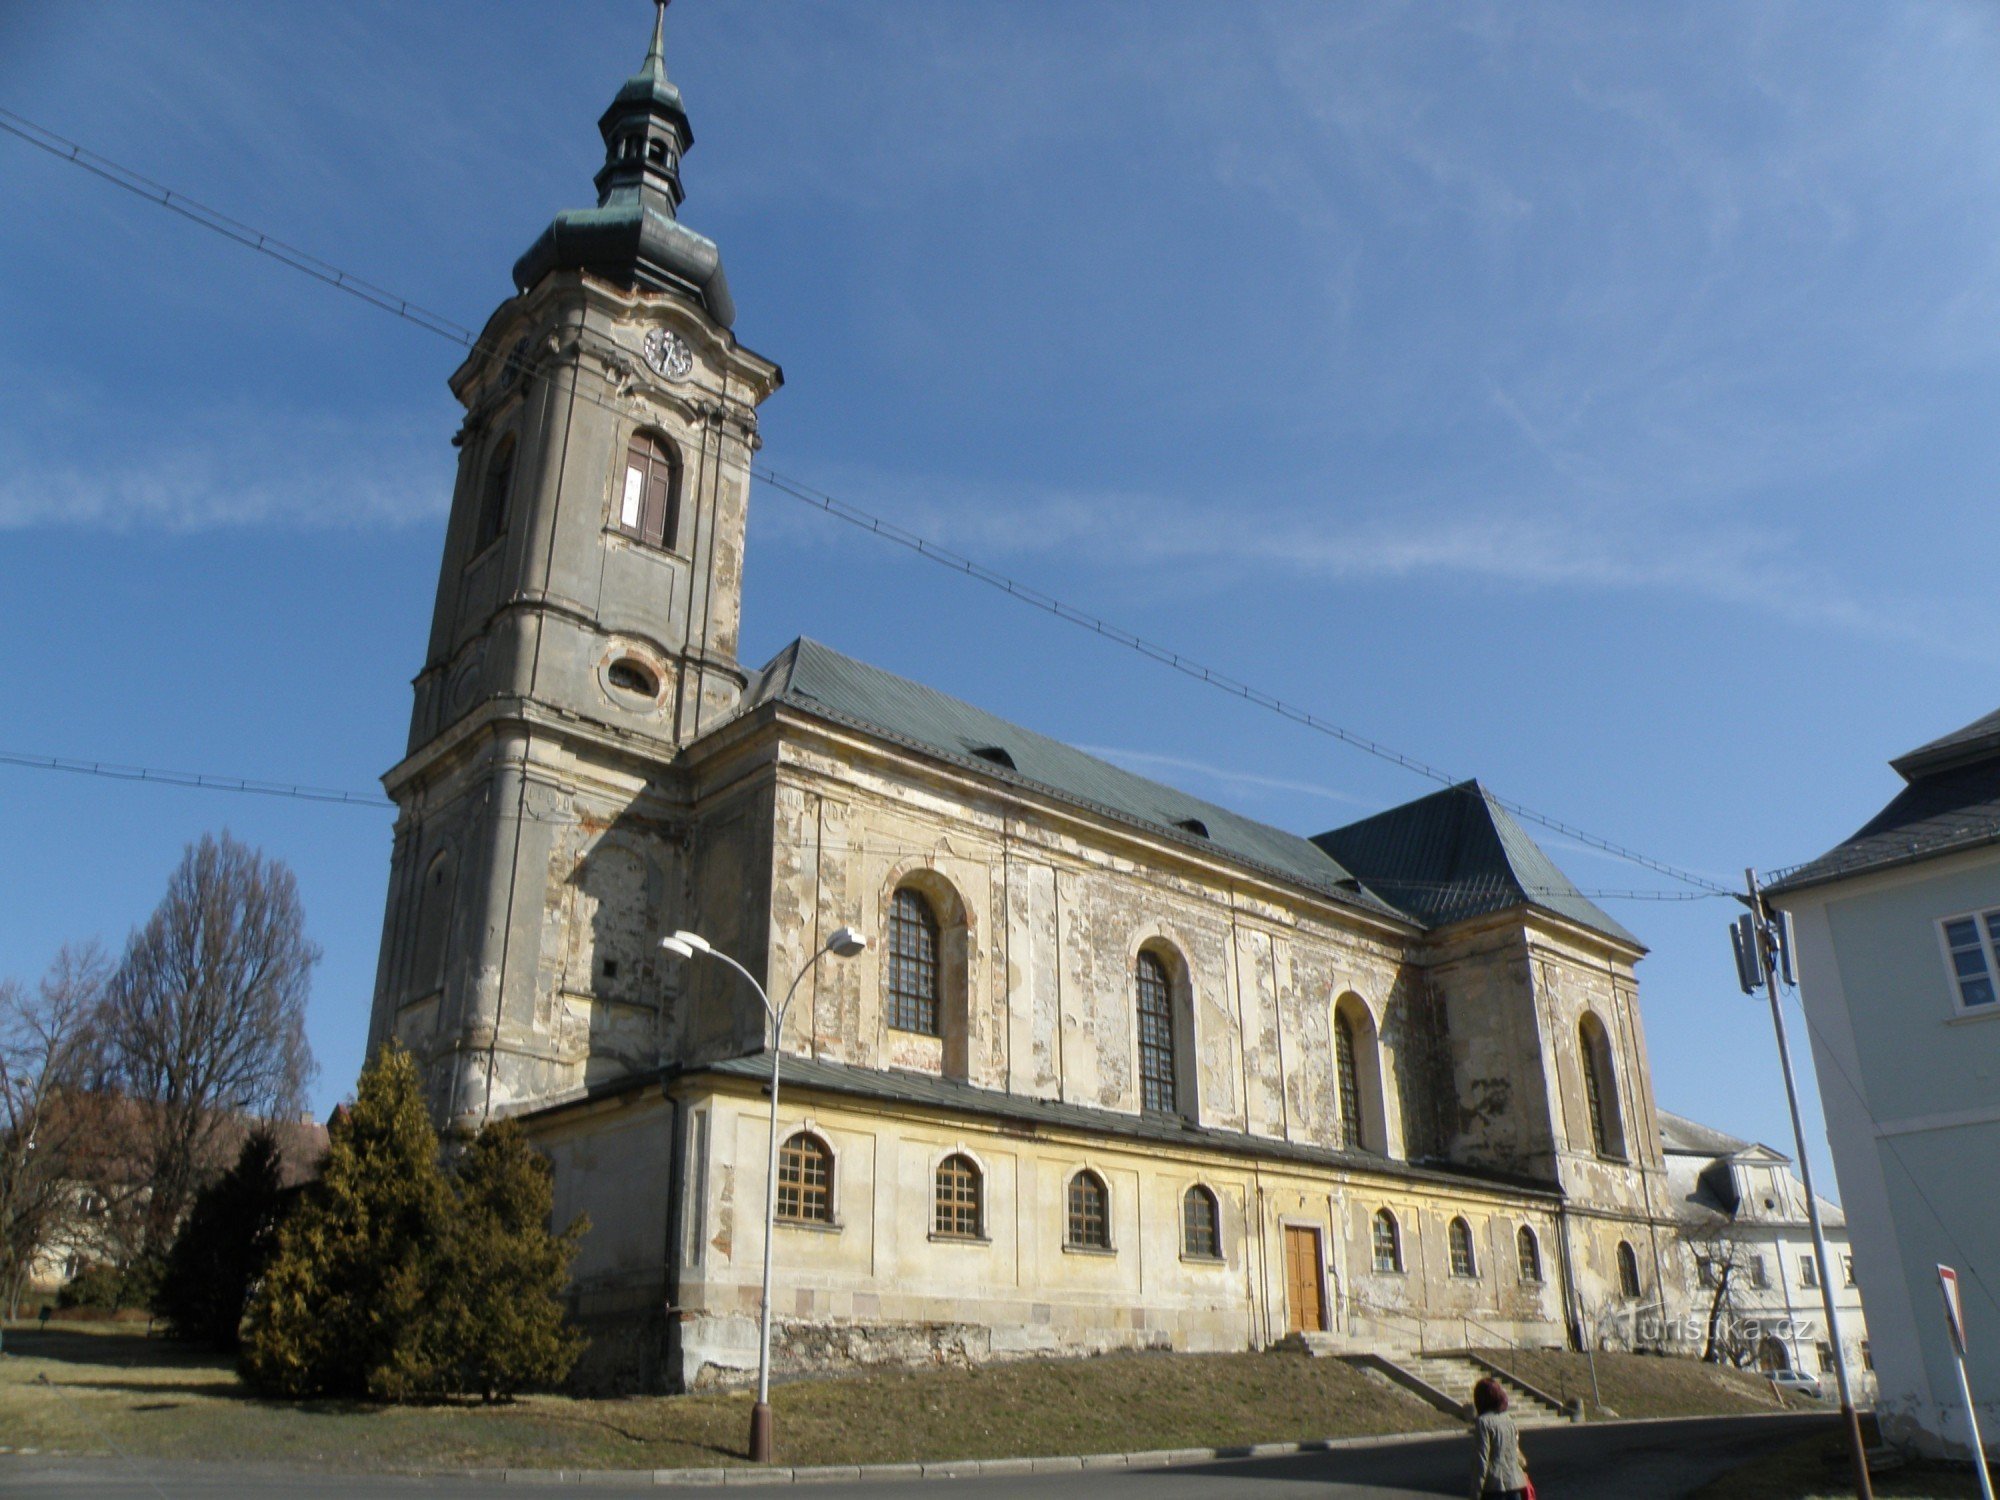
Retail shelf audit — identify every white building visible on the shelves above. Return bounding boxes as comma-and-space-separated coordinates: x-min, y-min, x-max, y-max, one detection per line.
1660, 1110, 1870, 1396
1767, 706, 2000, 1459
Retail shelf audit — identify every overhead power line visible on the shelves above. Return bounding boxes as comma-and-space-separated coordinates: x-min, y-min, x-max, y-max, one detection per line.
0, 105, 1731, 896
0, 750, 393, 809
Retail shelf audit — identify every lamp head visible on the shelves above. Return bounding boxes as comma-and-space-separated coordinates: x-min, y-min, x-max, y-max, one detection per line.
659, 936, 695, 959
827, 926, 868, 958
671, 929, 713, 954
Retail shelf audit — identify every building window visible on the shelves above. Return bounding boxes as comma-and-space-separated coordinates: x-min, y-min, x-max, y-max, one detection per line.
617, 431, 681, 549
1747, 1253, 1769, 1289
1448, 1217, 1478, 1278
1334, 1007, 1363, 1147
1801, 1253, 1819, 1289
1580, 1014, 1624, 1158
1939, 910, 2000, 1012
1372, 1209, 1403, 1273
1518, 1226, 1543, 1284
1135, 950, 1178, 1114
1844, 1254, 1856, 1287
474, 433, 514, 555
934, 1153, 981, 1239
1816, 1341, 1836, 1374
1182, 1185, 1221, 1260
776, 1131, 833, 1225
1066, 1170, 1110, 1250
886, 887, 941, 1036
1697, 1255, 1718, 1289
1616, 1240, 1641, 1298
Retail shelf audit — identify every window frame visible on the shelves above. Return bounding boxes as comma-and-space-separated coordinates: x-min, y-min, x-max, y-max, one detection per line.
472, 431, 515, 559
1181, 1184, 1222, 1262
932, 1152, 984, 1241
1579, 1013, 1626, 1160
775, 1129, 836, 1227
1616, 1240, 1642, 1299
1334, 1007, 1363, 1148
615, 430, 683, 552
1371, 1208, 1403, 1274
886, 886, 942, 1037
1800, 1252, 1819, 1289
1135, 948, 1181, 1116
1448, 1216, 1479, 1279
1064, 1169, 1113, 1253
1935, 908, 2000, 1017
1517, 1225, 1543, 1285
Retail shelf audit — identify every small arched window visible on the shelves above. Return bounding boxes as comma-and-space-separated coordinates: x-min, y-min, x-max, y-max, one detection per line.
887, 887, 941, 1036
776, 1132, 833, 1225
1517, 1225, 1543, 1284
934, 1153, 982, 1239
1580, 1014, 1624, 1158
1372, 1208, 1402, 1273
618, 431, 682, 549
1135, 950, 1179, 1114
1617, 1240, 1642, 1298
473, 433, 514, 555
1066, 1170, 1110, 1250
1182, 1185, 1221, 1260
1449, 1216, 1478, 1278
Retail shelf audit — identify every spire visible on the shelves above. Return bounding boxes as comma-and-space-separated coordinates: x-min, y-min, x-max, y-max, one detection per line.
510, 0, 736, 325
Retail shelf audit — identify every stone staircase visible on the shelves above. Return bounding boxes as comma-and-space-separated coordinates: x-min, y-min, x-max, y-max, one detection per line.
1342, 1347, 1572, 1425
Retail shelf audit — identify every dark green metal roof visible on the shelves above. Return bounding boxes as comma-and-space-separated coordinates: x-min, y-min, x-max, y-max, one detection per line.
743, 638, 1401, 921
1891, 704, 2000, 780
1310, 781, 1641, 949
1767, 756, 2000, 896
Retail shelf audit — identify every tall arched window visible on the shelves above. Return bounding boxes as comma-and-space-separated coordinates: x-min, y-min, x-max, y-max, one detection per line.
1616, 1240, 1642, 1298
1334, 1007, 1362, 1147
1135, 951, 1179, 1114
1517, 1225, 1543, 1284
1448, 1216, 1478, 1278
411, 851, 454, 998
934, 1153, 982, 1238
617, 431, 681, 549
474, 434, 514, 555
1182, 1185, 1221, 1259
1371, 1208, 1402, 1273
1580, 1014, 1624, 1158
776, 1131, 833, 1225
887, 887, 941, 1035
1066, 1170, 1110, 1249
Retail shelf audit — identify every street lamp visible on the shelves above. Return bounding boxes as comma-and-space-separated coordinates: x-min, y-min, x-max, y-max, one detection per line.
661, 924, 866, 1464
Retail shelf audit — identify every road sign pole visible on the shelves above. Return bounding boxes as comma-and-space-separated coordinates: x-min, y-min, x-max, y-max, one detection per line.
1940, 1265, 1996, 1500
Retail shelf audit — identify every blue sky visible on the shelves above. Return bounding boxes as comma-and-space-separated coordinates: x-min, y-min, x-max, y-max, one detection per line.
4, 1, 1998, 1189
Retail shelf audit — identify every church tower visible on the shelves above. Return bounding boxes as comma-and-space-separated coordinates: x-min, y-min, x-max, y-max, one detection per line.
368, 4, 781, 1124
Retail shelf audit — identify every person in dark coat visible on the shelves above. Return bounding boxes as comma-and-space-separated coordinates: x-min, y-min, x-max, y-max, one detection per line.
1470, 1377, 1530, 1499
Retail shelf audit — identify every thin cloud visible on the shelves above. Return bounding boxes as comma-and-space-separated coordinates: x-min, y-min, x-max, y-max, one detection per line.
1075, 744, 1375, 812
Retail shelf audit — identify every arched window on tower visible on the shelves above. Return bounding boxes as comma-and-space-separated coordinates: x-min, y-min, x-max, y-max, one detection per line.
473, 433, 514, 556
887, 887, 941, 1036
1331, 994, 1387, 1154
1616, 1239, 1642, 1299
1579, 1013, 1626, 1159
617, 431, 682, 550
1135, 950, 1182, 1115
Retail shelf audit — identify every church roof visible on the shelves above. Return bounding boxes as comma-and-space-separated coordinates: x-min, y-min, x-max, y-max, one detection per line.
741, 637, 1636, 947
1311, 781, 1641, 949
1768, 704, 2000, 896
1658, 1108, 1757, 1158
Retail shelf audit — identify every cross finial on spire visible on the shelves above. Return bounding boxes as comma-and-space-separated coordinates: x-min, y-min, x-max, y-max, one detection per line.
647, 0, 669, 70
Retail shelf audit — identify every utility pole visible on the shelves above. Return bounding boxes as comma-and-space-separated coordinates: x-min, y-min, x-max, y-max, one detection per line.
1733, 869, 1874, 1500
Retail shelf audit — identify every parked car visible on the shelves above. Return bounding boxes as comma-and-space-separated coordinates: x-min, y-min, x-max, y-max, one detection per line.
1769, 1370, 1825, 1400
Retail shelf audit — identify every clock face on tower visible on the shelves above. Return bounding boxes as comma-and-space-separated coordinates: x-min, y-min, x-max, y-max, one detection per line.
642, 326, 693, 381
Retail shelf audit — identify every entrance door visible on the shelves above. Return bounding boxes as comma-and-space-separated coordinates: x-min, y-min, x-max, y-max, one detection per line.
1284, 1225, 1327, 1334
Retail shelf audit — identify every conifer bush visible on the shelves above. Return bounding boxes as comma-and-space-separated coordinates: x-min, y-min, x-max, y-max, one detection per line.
155, 1129, 288, 1350
239, 1040, 586, 1402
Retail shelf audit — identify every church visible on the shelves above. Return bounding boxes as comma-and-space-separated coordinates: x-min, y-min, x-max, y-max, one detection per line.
366, 9, 1689, 1391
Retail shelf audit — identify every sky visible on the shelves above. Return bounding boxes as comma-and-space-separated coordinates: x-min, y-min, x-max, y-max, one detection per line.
4, 1, 1999, 1196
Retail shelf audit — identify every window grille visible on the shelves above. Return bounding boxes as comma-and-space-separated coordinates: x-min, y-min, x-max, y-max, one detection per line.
1617, 1240, 1642, 1298
887, 888, 941, 1035
1136, 951, 1177, 1113
1182, 1186, 1220, 1259
776, 1132, 832, 1224
1518, 1226, 1543, 1283
934, 1154, 981, 1238
1066, 1171, 1110, 1249
1334, 1008, 1363, 1149
1449, 1217, 1478, 1278
1372, 1209, 1402, 1273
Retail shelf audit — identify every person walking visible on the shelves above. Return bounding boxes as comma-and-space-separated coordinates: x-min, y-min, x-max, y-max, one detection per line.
1470, 1376, 1532, 1499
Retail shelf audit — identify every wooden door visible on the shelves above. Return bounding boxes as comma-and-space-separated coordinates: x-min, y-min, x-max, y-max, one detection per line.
1284, 1225, 1327, 1334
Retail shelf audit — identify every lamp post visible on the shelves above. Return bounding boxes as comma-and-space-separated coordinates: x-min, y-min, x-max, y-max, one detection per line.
661, 924, 866, 1465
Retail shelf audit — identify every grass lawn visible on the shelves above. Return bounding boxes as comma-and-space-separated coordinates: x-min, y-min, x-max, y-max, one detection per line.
0, 1321, 1456, 1471
1473, 1347, 1820, 1421
1692, 1427, 1999, 1499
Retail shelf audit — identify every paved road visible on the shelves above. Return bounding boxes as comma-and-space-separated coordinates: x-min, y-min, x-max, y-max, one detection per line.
0, 1413, 1825, 1500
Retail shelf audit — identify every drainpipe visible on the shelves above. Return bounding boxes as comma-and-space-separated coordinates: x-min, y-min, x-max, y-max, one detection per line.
658, 1084, 685, 1393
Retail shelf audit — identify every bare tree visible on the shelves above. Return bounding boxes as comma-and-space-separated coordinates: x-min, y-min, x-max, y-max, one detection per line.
1686, 1216, 1760, 1366
100, 832, 319, 1261
0, 944, 109, 1317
